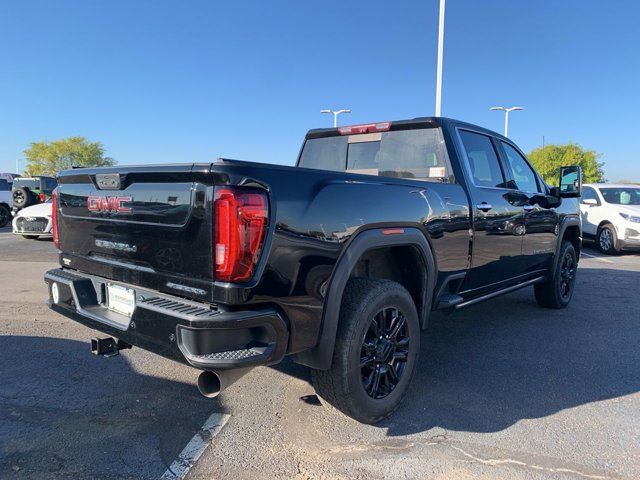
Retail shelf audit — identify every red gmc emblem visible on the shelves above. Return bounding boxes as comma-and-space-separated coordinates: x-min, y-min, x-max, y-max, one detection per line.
87, 195, 132, 213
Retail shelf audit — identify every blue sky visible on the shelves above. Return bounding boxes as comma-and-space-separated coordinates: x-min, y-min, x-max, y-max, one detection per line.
1, 0, 639, 181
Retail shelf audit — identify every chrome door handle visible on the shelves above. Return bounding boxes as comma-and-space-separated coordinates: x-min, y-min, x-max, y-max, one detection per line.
523, 204, 535, 211
476, 203, 492, 212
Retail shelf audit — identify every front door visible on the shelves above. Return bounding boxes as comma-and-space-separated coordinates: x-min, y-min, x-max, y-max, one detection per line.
456, 129, 525, 293
498, 140, 558, 273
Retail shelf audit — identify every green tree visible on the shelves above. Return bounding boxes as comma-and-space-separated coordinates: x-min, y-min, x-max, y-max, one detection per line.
528, 143, 604, 185
23, 137, 115, 176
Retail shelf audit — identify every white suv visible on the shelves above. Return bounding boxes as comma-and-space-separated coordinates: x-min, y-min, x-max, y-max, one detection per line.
580, 183, 640, 254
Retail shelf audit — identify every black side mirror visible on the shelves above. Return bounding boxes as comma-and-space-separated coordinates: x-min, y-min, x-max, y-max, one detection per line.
556, 165, 582, 198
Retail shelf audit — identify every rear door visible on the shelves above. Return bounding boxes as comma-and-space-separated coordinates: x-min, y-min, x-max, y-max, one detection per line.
456, 128, 525, 292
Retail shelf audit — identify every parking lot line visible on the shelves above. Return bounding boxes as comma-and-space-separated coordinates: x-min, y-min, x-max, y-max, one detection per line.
581, 252, 614, 263
160, 412, 231, 480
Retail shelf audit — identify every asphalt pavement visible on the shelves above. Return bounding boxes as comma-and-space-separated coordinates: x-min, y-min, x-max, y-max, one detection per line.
1, 225, 639, 479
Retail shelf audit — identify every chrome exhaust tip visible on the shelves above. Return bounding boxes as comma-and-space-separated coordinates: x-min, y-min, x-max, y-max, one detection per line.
197, 368, 252, 398
197, 370, 222, 398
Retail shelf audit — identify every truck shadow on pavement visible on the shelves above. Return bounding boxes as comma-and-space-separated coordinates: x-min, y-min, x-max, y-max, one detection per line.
0, 335, 226, 479
380, 266, 640, 436
276, 266, 640, 436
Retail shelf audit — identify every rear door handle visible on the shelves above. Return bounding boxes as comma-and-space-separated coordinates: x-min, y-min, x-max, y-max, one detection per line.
476, 203, 493, 212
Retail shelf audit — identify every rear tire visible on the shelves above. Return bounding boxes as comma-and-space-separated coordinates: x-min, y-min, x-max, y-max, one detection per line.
311, 278, 420, 424
597, 224, 619, 255
534, 240, 577, 309
0, 204, 10, 228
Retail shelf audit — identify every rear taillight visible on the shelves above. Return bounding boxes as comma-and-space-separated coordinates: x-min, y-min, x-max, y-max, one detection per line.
337, 122, 392, 135
52, 188, 59, 248
214, 187, 268, 283
39, 193, 46, 202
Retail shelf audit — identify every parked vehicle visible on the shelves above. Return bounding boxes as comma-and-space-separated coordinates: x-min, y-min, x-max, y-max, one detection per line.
0, 179, 12, 228
580, 183, 640, 254
44, 117, 582, 424
12, 201, 53, 239
11, 176, 58, 215
0, 172, 20, 183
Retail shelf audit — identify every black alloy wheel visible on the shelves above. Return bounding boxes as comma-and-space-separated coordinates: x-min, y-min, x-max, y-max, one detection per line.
360, 307, 410, 399
559, 249, 576, 301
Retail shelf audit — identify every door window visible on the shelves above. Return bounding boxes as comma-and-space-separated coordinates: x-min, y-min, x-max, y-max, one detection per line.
501, 142, 540, 193
580, 187, 599, 204
459, 130, 506, 188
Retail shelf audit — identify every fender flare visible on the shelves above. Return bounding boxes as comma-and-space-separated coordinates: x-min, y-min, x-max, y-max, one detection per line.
554, 216, 581, 271
556, 216, 582, 252
292, 227, 436, 370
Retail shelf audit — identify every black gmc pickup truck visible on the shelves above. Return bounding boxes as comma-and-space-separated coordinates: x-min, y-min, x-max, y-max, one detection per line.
45, 117, 582, 424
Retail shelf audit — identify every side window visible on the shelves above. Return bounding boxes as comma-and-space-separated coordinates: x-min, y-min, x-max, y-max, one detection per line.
43, 178, 58, 192
581, 187, 599, 204
501, 142, 540, 193
459, 130, 505, 188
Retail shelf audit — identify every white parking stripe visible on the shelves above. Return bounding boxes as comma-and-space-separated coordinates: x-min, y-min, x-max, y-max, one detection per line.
581, 252, 614, 263
160, 412, 230, 480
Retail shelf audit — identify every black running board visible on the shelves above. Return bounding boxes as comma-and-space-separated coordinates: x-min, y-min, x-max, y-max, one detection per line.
455, 276, 546, 309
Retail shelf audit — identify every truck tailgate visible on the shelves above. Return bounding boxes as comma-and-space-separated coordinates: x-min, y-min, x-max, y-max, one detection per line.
56, 164, 215, 302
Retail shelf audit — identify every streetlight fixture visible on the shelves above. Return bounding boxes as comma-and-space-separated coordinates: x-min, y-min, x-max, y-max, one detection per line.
320, 109, 351, 128
490, 106, 523, 137
435, 0, 446, 116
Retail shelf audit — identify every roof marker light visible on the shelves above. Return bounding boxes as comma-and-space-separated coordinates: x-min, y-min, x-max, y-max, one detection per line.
337, 122, 392, 135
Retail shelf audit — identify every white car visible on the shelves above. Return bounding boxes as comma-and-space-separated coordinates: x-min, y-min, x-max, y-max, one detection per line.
580, 183, 640, 254
12, 201, 53, 239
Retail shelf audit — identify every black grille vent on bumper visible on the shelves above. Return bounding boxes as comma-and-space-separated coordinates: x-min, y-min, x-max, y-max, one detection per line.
15, 217, 48, 233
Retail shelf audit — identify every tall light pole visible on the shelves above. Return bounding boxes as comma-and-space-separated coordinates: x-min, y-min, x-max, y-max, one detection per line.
320, 109, 351, 128
434, 0, 446, 116
490, 106, 523, 137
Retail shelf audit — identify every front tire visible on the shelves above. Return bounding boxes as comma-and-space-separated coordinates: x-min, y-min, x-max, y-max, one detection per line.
597, 224, 619, 255
534, 240, 577, 309
311, 278, 420, 424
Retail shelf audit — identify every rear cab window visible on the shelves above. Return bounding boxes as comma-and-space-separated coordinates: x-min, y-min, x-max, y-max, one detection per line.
298, 127, 454, 183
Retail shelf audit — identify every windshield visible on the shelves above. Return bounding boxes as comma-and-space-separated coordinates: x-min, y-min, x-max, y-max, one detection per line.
298, 128, 453, 183
599, 187, 640, 205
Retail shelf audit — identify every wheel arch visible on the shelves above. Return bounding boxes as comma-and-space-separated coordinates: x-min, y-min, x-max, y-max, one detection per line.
597, 220, 614, 231
292, 227, 436, 370
556, 216, 582, 269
